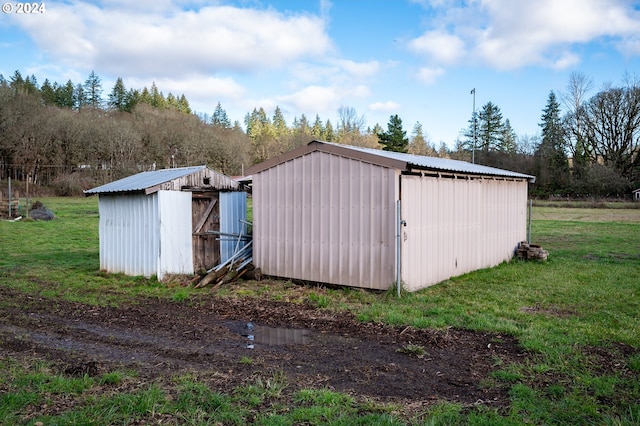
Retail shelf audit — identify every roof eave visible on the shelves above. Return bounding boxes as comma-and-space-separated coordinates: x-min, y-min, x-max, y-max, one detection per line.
407, 163, 536, 183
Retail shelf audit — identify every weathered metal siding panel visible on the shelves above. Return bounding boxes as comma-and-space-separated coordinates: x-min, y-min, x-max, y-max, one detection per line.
401, 175, 528, 291
253, 151, 397, 289
157, 190, 193, 280
219, 191, 248, 263
98, 193, 159, 278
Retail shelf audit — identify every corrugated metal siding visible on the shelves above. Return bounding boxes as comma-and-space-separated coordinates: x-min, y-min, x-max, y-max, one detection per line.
400, 175, 528, 291
99, 191, 194, 280
158, 190, 193, 279
219, 191, 248, 263
98, 193, 160, 278
253, 151, 398, 290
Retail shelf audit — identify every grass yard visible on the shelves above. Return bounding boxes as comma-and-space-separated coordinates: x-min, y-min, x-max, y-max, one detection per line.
0, 198, 639, 425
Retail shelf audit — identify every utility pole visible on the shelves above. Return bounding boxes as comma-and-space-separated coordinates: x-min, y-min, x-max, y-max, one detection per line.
471, 88, 476, 164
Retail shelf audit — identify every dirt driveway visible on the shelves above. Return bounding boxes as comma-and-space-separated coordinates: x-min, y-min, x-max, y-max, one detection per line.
0, 284, 527, 410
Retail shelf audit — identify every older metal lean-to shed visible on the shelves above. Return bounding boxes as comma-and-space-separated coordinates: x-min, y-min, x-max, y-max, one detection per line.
84, 166, 247, 280
247, 141, 535, 292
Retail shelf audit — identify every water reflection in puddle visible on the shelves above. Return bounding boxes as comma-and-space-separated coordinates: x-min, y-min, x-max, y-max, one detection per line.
227, 321, 311, 349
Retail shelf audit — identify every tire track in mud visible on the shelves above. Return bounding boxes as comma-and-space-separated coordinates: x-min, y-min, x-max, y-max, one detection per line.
0, 285, 528, 405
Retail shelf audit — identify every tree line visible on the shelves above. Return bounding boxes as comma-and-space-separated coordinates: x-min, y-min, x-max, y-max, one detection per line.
0, 70, 638, 198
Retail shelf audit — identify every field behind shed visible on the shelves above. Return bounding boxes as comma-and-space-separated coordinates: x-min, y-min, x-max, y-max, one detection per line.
0, 197, 638, 425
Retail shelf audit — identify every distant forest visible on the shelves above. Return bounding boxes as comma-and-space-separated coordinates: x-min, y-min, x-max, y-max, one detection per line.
0, 70, 638, 198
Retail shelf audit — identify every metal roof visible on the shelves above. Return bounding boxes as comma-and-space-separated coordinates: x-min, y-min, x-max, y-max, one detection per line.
319, 141, 535, 181
247, 140, 536, 182
84, 165, 209, 195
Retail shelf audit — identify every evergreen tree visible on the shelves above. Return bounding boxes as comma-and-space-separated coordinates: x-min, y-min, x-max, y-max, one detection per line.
461, 111, 478, 156
501, 119, 517, 153
149, 82, 165, 108
166, 93, 179, 110
294, 114, 310, 134
311, 114, 324, 139
25, 75, 39, 94
74, 83, 86, 110
40, 79, 56, 105
408, 121, 435, 155
324, 119, 335, 142
477, 101, 504, 152
126, 88, 140, 112
371, 123, 384, 137
245, 107, 275, 162
244, 107, 270, 138
256, 107, 269, 126
211, 102, 231, 128
9, 70, 25, 94
177, 94, 191, 114
108, 77, 128, 112
244, 111, 253, 135
536, 90, 569, 193
377, 114, 408, 153
83, 71, 103, 109
138, 87, 152, 105
272, 106, 288, 137
56, 80, 75, 108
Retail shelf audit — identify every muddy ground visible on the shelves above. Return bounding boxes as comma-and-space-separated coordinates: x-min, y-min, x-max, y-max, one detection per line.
0, 284, 529, 415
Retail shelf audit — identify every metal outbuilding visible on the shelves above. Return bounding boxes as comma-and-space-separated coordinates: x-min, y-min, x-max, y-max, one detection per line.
84, 165, 247, 280
246, 140, 535, 292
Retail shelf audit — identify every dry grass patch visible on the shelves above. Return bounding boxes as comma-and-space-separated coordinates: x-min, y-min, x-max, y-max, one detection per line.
533, 207, 640, 223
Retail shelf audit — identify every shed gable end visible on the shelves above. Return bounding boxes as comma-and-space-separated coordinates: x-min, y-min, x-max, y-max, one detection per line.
253, 150, 399, 289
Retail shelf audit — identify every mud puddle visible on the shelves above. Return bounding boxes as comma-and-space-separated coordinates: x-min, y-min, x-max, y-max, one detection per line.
224, 320, 312, 348
0, 285, 528, 406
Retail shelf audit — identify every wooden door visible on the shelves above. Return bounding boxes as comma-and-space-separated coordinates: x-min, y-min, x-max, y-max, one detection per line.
191, 191, 220, 274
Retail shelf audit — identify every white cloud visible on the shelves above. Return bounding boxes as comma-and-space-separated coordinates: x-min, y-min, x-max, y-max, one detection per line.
412, 0, 640, 70
157, 75, 245, 101
617, 35, 640, 56
369, 101, 400, 113
288, 59, 380, 87
408, 30, 465, 65
474, 0, 640, 69
549, 52, 581, 70
348, 85, 371, 98
334, 59, 380, 79
14, 1, 333, 77
279, 85, 339, 115
416, 67, 444, 85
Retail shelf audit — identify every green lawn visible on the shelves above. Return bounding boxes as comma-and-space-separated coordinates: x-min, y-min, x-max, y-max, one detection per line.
1, 198, 639, 425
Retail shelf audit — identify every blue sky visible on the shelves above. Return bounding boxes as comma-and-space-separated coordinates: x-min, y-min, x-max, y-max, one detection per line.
1, 0, 639, 146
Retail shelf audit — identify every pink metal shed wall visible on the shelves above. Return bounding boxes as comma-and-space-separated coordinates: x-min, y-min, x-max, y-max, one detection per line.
253, 151, 399, 290
400, 174, 528, 291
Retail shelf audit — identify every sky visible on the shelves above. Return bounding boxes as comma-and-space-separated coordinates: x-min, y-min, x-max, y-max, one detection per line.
1, 0, 640, 146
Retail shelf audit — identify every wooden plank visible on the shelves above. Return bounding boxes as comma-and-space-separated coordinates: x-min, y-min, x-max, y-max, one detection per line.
193, 198, 217, 233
